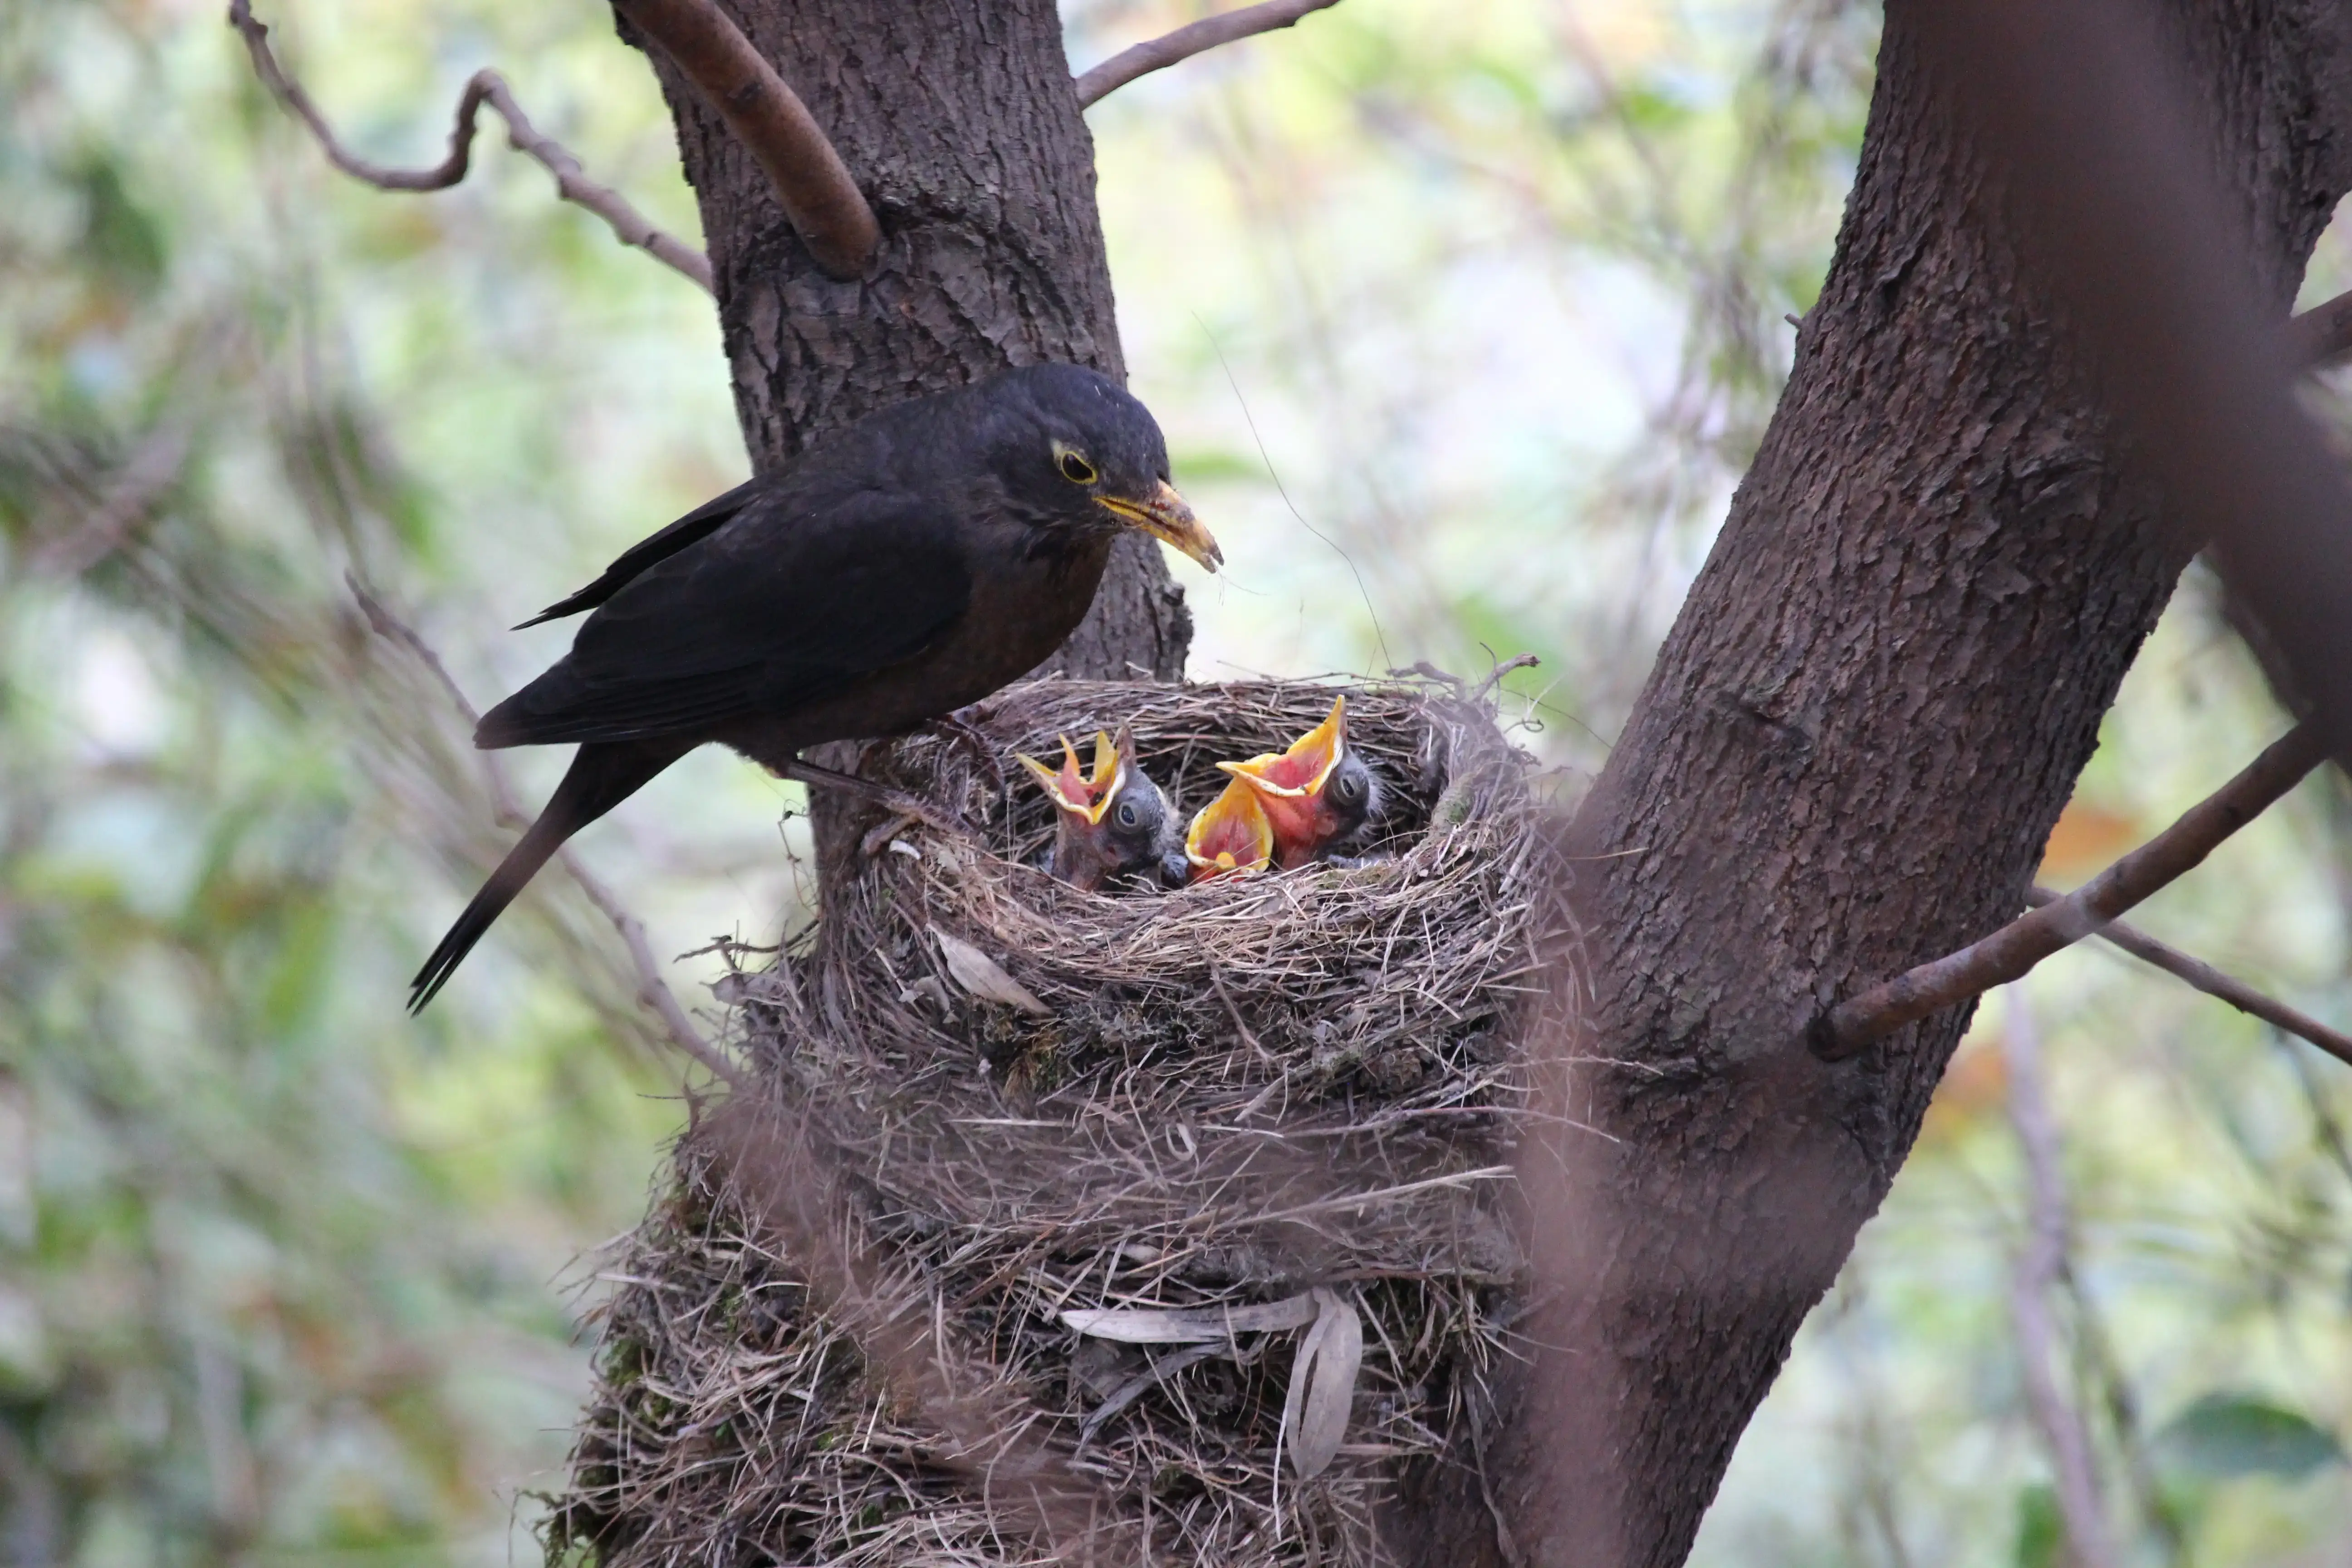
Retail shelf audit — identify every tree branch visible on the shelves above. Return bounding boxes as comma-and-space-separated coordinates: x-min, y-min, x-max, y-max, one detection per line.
1073, 0, 1342, 108
2287, 286, 2352, 370
348, 579, 741, 1087
2024, 885, 2352, 1067
31, 416, 194, 577
609, 0, 878, 280
1813, 722, 2329, 1059
1999, 985, 2122, 1568
225, 0, 714, 293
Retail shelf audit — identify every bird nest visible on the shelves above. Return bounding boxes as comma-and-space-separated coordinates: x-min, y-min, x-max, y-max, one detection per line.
545, 678, 1574, 1567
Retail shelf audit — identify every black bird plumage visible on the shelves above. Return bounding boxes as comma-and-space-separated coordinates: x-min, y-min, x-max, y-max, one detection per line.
411, 364, 1220, 1012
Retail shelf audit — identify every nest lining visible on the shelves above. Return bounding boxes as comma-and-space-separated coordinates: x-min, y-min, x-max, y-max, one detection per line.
547, 678, 1574, 1568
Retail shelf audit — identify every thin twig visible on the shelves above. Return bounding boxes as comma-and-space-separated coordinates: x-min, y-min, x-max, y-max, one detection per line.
1473, 652, 1541, 703
1074, 0, 1343, 108
348, 578, 740, 1086
1814, 723, 2328, 1059
226, 0, 714, 292
2000, 985, 2122, 1568
32, 417, 194, 576
611, 0, 878, 279
2286, 285, 2352, 371
2025, 886, 2352, 1067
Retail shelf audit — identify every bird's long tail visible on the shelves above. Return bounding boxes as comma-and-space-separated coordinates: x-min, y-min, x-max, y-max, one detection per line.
409, 740, 686, 1014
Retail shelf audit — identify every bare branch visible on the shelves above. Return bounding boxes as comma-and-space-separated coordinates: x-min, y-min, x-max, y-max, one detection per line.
348, 579, 741, 1087
610, 0, 878, 280
2025, 885, 2352, 1068
225, 0, 714, 292
2000, 986, 2122, 1568
1814, 723, 2328, 1059
32, 416, 194, 577
2287, 286, 2352, 371
1074, 0, 1342, 108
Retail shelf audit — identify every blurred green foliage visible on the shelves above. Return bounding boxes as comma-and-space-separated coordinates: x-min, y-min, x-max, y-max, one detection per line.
5, 0, 2352, 1563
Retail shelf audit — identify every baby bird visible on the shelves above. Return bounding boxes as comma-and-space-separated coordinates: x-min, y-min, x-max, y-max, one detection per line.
1017, 728, 1188, 892
1183, 774, 1275, 882
1216, 696, 1383, 870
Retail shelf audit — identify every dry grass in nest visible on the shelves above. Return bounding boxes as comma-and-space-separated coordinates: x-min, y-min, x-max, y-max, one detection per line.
546, 677, 1576, 1567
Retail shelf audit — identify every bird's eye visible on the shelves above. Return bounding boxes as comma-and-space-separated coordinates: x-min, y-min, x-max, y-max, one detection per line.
1116, 800, 1141, 828
1056, 446, 1098, 485
1333, 772, 1364, 805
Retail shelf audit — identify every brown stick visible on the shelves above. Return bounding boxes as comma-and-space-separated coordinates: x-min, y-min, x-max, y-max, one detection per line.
1999, 986, 2122, 1568
226, 0, 713, 292
1074, 0, 1343, 108
610, 0, 878, 280
348, 579, 741, 1087
2287, 286, 2352, 371
2025, 886, 2352, 1068
32, 416, 194, 576
1813, 723, 2329, 1059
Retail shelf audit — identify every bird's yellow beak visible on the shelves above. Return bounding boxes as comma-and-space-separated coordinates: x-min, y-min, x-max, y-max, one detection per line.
1217, 696, 1347, 799
1184, 776, 1273, 879
1098, 480, 1222, 572
1015, 732, 1126, 825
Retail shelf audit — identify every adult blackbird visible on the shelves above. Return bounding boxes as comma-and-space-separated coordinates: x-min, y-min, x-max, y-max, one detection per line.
1016, 727, 1187, 892
410, 364, 1220, 1011
1217, 696, 1382, 869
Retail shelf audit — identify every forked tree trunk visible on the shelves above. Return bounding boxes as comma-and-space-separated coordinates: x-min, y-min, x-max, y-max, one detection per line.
619, 1, 2352, 1565
1448, 4, 2352, 1566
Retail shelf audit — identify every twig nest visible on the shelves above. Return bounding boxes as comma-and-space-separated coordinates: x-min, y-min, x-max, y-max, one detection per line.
550, 678, 1575, 1568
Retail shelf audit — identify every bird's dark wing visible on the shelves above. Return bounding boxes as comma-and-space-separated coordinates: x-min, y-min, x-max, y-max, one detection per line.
476, 486, 972, 748
512, 478, 764, 629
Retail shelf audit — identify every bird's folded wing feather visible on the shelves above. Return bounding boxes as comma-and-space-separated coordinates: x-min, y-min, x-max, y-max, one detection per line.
477, 486, 972, 747
512, 477, 765, 629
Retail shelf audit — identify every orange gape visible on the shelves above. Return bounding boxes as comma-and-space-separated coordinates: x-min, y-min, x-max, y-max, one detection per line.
1184, 775, 1274, 881
1214, 696, 1371, 870
1017, 729, 1184, 892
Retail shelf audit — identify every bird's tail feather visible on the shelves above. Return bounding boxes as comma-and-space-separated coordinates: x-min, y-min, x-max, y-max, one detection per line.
409, 741, 682, 1014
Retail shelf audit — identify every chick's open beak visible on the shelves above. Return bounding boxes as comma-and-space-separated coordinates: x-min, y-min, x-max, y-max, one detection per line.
1098, 480, 1221, 571
1185, 776, 1274, 879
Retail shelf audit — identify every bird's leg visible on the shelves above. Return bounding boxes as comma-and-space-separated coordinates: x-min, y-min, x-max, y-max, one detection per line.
776, 758, 975, 841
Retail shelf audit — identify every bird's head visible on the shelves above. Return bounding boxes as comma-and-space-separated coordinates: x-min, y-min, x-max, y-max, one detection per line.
980, 364, 1222, 571
1019, 727, 1187, 891
1216, 696, 1383, 867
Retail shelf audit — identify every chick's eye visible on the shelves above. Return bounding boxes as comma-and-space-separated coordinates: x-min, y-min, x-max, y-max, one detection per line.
1116, 800, 1141, 828
1057, 448, 1098, 485
1333, 773, 1364, 804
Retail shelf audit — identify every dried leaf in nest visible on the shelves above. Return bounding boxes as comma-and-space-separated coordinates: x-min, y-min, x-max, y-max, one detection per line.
929, 925, 1050, 1015
548, 676, 1581, 1568
1062, 1293, 1322, 1343
1282, 1287, 1365, 1481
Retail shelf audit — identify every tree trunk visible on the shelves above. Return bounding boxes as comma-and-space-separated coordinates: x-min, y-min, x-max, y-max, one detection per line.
1448, 4, 2352, 1566
622, 0, 1193, 877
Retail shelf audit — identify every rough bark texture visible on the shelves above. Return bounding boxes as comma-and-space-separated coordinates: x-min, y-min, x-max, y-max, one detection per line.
623, 0, 1191, 687
1441, 5, 2352, 1567
623, 0, 1190, 887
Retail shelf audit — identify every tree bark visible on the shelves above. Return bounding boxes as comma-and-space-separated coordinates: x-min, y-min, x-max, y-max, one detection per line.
1454, 4, 2352, 1566
622, 0, 1191, 678
622, 0, 1191, 883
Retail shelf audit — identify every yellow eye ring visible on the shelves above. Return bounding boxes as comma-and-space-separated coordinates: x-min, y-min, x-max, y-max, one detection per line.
1055, 446, 1097, 485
